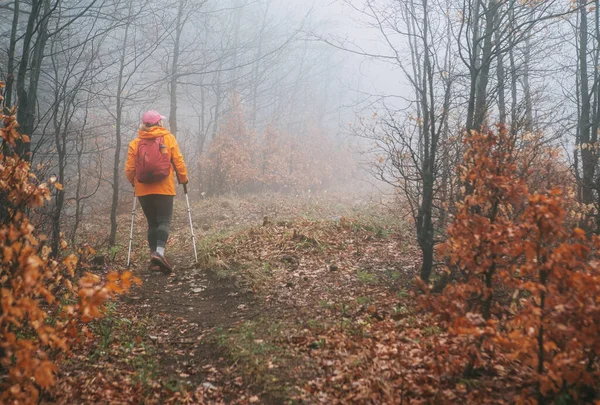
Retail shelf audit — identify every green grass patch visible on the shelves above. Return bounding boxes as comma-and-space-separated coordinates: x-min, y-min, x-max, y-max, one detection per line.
213, 320, 289, 389
397, 288, 410, 298
423, 325, 442, 336
356, 296, 373, 305
356, 269, 377, 284
87, 302, 158, 387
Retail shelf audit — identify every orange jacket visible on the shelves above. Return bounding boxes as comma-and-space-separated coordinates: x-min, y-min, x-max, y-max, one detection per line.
125, 126, 188, 197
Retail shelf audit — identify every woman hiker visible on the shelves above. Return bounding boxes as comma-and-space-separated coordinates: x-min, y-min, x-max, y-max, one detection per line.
125, 110, 188, 273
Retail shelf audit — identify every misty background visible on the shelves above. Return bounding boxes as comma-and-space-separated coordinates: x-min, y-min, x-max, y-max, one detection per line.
0, 0, 595, 274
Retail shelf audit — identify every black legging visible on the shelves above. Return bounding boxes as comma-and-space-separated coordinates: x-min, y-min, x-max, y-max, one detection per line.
138, 194, 174, 252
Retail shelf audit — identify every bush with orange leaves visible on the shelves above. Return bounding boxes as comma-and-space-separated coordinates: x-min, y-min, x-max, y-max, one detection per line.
200, 95, 347, 195
431, 125, 600, 402
202, 95, 259, 195
0, 84, 140, 404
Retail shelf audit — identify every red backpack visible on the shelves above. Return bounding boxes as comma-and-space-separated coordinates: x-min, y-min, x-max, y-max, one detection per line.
135, 136, 172, 183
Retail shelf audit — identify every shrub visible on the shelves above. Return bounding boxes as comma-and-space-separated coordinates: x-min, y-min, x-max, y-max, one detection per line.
199, 94, 348, 195
432, 125, 600, 402
0, 83, 139, 404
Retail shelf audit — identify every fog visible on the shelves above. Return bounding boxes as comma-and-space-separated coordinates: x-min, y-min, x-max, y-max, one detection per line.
0, 0, 595, 249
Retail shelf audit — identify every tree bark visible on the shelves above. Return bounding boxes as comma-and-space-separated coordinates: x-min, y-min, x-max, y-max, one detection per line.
417, 0, 436, 282
251, 0, 271, 125
509, 0, 518, 131
50, 59, 67, 257
523, 32, 533, 132
466, 0, 482, 131
211, 60, 224, 140
229, 0, 243, 92
108, 17, 131, 247
495, 12, 506, 125
169, 0, 185, 136
578, 0, 594, 207
16, 0, 43, 158
51, 107, 68, 256
73, 129, 84, 247
5, 0, 20, 109
593, 0, 600, 232
472, 0, 498, 131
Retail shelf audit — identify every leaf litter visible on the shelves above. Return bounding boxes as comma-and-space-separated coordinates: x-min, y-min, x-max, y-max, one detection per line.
47, 191, 531, 404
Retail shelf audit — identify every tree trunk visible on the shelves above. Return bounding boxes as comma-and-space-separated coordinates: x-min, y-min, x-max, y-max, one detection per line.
73, 130, 84, 246
211, 61, 223, 140
536, 267, 548, 403
51, 67, 67, 257
229, 0, 243, 92
251, 0, 271, 125
52, 129, 66, 257
466, 0, 482, 131
109, 19, 131, 247
593, 0, 600, 232
197, 82, 207, 154
578, 0, 594, 207
169, 0, 185, 136
16, 0, 43, 158
472, 0, 498, 131
72, 101, 90, 246
523, 33, 533, 132
575, 66, 582, 201
5, 0, 20, 109
438, 12, 454, 233
495, 15, 506, 125
25, 0, 51, 156
418, 172, 435, 281
418, 0, 436, 282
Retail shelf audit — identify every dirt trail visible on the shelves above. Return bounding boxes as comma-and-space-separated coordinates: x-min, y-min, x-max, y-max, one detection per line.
110, 191, 404, 404
123, 256, 260, 395
118, 195, 298, 401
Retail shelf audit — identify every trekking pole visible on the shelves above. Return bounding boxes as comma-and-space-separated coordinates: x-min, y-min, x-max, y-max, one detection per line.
183, 183, 198, 263
127, 193, 137, 268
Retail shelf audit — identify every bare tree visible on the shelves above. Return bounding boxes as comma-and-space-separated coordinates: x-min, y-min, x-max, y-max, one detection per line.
107, 0, 177, 246
459, 0, 568, 131
333, 0, 456, 281
47, 8, 102, 255
573, 0, 600, 231
15, 0, 50, 158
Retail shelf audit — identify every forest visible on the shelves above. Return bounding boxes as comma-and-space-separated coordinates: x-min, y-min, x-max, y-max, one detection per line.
0, 0, 599, 404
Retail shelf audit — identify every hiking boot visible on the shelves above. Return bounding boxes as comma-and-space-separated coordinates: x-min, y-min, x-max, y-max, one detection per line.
150, 252, 172, 274
148, 263, 162, 272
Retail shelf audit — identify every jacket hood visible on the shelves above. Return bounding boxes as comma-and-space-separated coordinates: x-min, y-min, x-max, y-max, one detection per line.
138, 126, 171, 139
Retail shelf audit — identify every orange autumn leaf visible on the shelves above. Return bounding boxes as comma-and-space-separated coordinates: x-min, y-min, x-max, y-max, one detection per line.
2, 246, 13, 263
573, 227, 586, 240
33, 361, 57, 389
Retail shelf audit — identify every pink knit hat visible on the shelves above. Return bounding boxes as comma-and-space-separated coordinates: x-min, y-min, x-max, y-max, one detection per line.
142, 110, 166, 125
